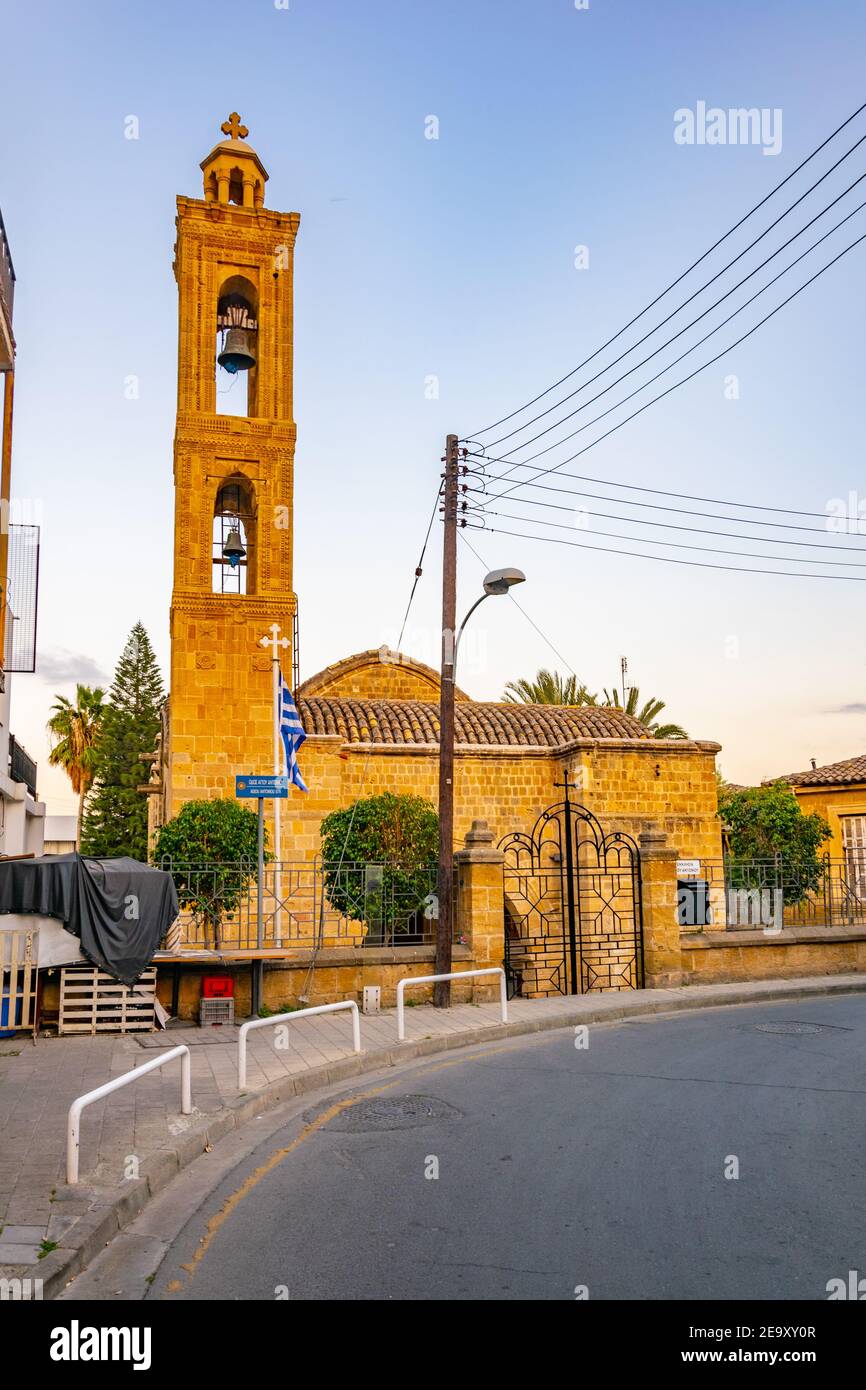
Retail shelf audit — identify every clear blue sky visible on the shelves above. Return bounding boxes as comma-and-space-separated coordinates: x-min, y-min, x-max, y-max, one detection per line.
3, 0, 866, 813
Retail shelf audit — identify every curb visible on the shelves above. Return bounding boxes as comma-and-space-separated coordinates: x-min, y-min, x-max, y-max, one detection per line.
29, 972, 866, 1298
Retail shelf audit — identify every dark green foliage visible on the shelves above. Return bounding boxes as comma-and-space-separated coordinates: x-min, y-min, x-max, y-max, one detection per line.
80, 623, 164, 860
153, 798, 267, 948
719, 780, 831, 904
319, 793, 438, 937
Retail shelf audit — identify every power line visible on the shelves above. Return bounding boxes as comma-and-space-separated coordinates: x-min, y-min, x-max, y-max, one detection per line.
396, 480, 444, 651
477, 508, 866, 567
467, 457, 848, 521
458, 529, 586, 685
473, 477, 866, 539
487, 186, 866, 462
466, 99, 866, 440
472, 522, 866, 582
475, 226, 866, 503
484, 221, 866, 489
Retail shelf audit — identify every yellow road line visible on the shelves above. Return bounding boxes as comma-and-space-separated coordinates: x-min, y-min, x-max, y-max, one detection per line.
171, 1038, 527, 1286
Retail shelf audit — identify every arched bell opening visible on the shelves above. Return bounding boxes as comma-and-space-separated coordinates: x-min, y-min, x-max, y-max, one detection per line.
212, 476, 258, 595
226, 165, 245, 207
215, 274, 259, 418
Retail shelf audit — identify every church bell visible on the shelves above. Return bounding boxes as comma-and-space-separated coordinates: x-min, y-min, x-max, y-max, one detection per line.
222, 528, 246, 567
217, 327, 256, 375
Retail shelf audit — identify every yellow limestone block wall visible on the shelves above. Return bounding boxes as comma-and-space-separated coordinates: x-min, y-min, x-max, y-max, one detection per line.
682, 933, 866, 983
576, 742, 724, 860
158, 954, 484, 1019
169, 604, 293, 812
304, 665, 463, 703
299, 650, 470, 702
279, 736, 722, 861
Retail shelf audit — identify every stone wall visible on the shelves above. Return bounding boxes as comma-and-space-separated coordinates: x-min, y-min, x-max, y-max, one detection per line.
682, 927, 866, 982
280, 735, 724, 866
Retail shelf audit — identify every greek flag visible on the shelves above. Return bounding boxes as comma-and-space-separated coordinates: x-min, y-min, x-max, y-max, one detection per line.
279, 670, 308, 792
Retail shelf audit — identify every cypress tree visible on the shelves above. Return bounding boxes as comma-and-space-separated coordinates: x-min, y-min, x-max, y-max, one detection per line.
80, 622, 165, 861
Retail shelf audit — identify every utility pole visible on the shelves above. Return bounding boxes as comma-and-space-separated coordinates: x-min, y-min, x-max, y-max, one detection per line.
620, 655, 629, 708
434, 433, 460, 1008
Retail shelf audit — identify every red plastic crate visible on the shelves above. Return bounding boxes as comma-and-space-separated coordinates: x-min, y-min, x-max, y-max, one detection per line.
202, 975, 234, 999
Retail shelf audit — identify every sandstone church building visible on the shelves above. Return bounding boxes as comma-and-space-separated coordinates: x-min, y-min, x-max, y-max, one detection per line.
145, 117, 725, 1011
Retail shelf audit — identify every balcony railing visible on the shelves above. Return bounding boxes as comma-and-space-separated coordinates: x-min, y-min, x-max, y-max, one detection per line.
8, 735, 37, 799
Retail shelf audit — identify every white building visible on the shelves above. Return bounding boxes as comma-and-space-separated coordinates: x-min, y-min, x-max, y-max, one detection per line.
0, 206, 44, 859
42, 815, 76, 855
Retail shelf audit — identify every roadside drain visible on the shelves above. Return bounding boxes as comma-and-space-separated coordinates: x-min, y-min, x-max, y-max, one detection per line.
307, 1094, 463, 1132
754, 1021, 831, 1035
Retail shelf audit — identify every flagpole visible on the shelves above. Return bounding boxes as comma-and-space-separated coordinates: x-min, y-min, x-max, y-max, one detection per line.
260, 623, 289, 948
273, 648, 282, 947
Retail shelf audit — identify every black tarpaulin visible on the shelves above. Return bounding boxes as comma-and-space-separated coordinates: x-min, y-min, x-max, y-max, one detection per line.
0, 853, 178, 985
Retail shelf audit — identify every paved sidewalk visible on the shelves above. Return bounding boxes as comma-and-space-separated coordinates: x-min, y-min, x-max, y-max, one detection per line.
1, 972, 864, 1296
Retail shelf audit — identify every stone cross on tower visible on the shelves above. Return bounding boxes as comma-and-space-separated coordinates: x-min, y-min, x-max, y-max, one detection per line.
221, 112, 249, 141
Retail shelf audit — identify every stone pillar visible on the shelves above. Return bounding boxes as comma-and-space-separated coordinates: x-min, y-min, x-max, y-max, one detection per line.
454, 819, 505, 1001
217, 171, 230, 204
639, 828, 683, 988
242, 177, 255, 209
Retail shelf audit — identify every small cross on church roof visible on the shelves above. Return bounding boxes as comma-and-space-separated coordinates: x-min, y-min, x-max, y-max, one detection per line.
221, 112, 249, 141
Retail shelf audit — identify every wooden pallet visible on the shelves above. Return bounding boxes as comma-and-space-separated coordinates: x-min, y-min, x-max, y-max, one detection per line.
0, 929, 39, 1039
58, 965, 157, 1035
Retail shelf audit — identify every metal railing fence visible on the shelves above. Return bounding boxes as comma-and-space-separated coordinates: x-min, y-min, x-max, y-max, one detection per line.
683, 855, 866, 930
156, 856, 444, 952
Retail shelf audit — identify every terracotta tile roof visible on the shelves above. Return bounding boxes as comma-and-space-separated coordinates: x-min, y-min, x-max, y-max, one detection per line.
298, 697, 653, 746
768, 754, 866, 787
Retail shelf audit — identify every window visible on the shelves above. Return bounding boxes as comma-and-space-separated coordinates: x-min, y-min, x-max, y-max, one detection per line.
840, 815, 866, 897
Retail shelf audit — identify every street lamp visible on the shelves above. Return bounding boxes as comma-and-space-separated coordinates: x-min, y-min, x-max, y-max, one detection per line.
434, 566, 526, 1008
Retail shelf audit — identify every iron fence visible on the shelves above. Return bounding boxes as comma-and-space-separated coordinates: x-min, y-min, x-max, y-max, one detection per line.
682, 855, 866, 931
157, 856, 445, 952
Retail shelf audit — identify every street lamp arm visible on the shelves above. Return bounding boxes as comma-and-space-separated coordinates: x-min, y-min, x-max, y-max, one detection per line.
454, 593, 490, 663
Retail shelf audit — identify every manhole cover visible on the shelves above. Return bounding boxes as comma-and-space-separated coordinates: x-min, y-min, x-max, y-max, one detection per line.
755, 1022, 823, 1035
312, 1094, 462, 1132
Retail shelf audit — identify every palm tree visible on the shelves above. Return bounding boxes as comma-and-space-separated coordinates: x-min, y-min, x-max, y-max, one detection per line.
503, 669, 598, 706
602, 686, 688, 739
47, 684, 106, 848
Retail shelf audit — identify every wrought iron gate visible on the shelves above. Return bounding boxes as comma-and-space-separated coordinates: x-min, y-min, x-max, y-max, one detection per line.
499, 774, 644, 997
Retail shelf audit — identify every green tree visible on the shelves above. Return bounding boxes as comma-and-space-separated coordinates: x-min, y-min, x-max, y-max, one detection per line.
319, 793, 438, 944
46, 684, 106, 848
719, 781, 831, 904
154, 798, 265, 949
81, 622, 165, 860
602, 686, 688, 739
503, 669, 598, 706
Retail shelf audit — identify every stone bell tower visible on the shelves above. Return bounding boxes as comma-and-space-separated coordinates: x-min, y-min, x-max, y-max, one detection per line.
167, 114, 300, 815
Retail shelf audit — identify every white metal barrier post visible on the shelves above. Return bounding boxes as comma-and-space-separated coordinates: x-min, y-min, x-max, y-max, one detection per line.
396, 968, 507, 1041
237, 1000, 361, 1090
67, 1044, 192, 1185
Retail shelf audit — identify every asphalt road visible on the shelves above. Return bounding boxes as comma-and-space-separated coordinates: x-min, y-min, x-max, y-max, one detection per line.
147, 995, 866, 1301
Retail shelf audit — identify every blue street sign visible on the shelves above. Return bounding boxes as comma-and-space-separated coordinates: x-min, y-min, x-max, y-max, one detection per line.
235, 774, 289, 799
